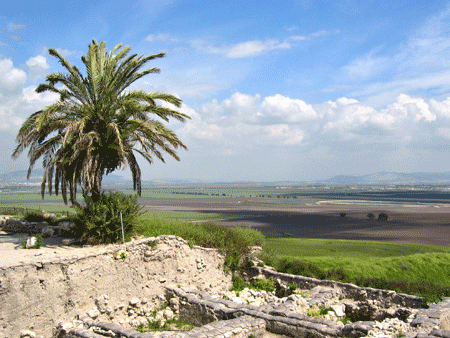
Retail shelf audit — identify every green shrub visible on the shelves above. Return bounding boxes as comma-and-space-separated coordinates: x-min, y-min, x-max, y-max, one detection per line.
353, 277, 449, 304
22, 210, 57, 225
257, 249, 277, 268
73, 191, 143, 244
35, 234, 43, 249
378, 212, 389, 221
288, 283, 297, 291
231, 275, 248, 291
277, 259, 325, 279
307, 306, 321, 317
231, 275, 275, 293
250, 278, 275, 292
307, 306, 333, 317
324, 268, 349, 282
147, 240, 158, 249
340, 316, 352, 325
319, 306, 333, 315
367, 212, 375, 219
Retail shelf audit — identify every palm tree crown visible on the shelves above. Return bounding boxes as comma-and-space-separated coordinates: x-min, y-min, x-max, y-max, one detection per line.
12, 39, 190, 205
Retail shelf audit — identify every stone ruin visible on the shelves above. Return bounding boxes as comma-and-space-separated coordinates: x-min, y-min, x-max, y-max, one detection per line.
1, 218, 450, 338
0, 214, 76, 239
52, 267, 450, 338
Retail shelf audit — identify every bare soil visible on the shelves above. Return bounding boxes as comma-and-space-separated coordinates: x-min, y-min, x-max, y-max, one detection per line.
140, 198, 450, 247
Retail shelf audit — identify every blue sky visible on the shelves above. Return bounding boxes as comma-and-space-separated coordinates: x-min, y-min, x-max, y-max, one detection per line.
2, 0, 450, 182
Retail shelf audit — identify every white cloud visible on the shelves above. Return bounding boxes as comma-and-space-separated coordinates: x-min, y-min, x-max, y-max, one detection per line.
0, 59, 27, 95
26, 55, 50, 81
175, 104, 223, 140
7, 22, 25, 32
22, 85, 58, 104
341, 6, 450, 106
285, 26, 298, 31
321, 98, 376, 135
430, 97, 450, 118
383, 94, 436, 122
343, 50, 390, 81
145, 33, 178, 42
264, 124, 305, 145
262, 94, 317, 122
289, 29, 339, 42
177, 92, 315, 146
56, 49, 77, 57
201, 92, 318, 126
225, 39, 291, 58
192, 30, 338, 59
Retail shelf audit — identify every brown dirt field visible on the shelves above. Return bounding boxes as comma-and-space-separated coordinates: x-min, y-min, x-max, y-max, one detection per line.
140, 198, 450, 247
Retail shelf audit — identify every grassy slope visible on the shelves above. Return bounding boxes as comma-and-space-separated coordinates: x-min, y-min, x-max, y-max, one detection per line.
265, 237, 450, 286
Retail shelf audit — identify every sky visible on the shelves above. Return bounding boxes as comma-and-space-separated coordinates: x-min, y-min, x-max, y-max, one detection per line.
2, 0, 450, 182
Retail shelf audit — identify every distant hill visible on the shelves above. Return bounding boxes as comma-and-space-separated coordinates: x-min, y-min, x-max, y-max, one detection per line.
323, 171, 450, 184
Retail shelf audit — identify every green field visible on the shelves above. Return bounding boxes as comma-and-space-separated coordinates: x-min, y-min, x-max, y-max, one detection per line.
0, 186, 308, 203
264, 237, 450, 289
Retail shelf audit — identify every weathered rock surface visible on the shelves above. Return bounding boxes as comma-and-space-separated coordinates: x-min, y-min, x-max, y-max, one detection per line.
0, 235, 231, 338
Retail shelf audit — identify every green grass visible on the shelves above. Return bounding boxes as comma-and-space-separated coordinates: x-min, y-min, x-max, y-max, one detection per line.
262, 237, 450, 302
265, 237, 450, 258
264, 238, 450, 285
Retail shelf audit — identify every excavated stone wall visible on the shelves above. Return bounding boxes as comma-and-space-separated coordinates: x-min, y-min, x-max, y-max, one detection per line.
3, 230, 450, 338
246, 265, 424, 309
0, 235, 231, 338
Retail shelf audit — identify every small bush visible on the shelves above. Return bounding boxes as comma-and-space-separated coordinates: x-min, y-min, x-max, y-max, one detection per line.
378, 212, 389, 221
340, 213, 346, 218
340, 316, 352, 325
35, 234, 43, 249
147, 319, 162, 330
250, 278, 275, 292
231, 275, 248, 291
73, 191, 143, 244
22, 210, 57, 225
147, 240, 158, 249
325, 268, 349, 282
367, 213, 375, 219
319, 306, 333, 315
307, 306, 321, 317
277, 259, 325, 279
288, 283, 297, 291
353, 277, 450, 304
258, 249, 277, 268
307, 306, 333, 317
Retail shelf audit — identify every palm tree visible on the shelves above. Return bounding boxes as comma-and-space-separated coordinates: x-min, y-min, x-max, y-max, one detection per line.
12, 40, 189, 205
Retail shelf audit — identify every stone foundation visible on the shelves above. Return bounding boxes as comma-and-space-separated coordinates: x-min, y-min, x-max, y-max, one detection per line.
0, 236, 231, 338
